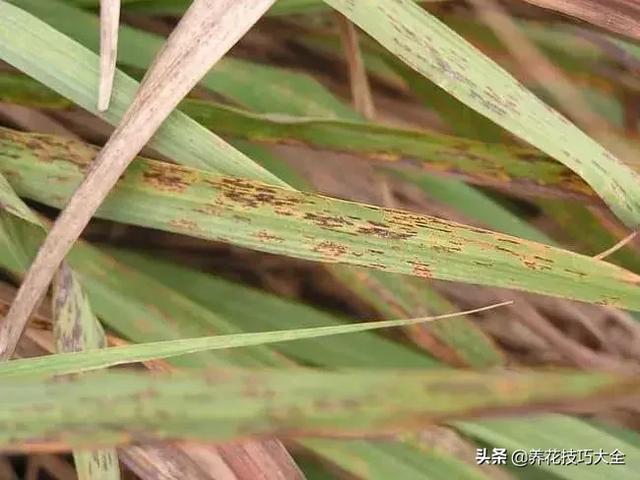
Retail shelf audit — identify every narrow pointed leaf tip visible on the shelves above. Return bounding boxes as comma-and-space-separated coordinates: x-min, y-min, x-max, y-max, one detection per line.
0, 301, 512, 378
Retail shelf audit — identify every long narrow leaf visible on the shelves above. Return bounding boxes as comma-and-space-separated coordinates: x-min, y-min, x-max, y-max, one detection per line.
1, 369, 637, 451
3, 128, 640, 310
0, 302, 509, 378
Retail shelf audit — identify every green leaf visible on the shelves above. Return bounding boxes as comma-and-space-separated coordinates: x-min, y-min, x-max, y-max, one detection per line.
455, 415, 640, 480
0, 172, 42, 226
3, 0, 508, 366
300, 438, 491, 480
0, 303, 506, 378
0, 215, 469, 478
1, 369, 636, 450
324, 0, 640, 228
3, 127, 640, 310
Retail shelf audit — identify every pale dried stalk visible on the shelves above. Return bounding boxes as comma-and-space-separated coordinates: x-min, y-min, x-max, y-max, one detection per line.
334, 12, 376, 119
594, 230, 639, 260
0, 0, 277, 360
98, 0, 121, 111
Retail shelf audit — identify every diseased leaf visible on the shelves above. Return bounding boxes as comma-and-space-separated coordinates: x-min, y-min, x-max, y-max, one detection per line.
52, 264, 108, 353
0, 0, 511, 366
1, 369, 637, 450
0, 171, 121, 478
181, 99, 599, 202
3, 128, 640, 310
0, 0, 282, 360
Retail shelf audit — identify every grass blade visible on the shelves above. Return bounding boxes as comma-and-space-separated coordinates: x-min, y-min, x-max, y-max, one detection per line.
455, 415, 640, 480
0, 301, 510, 378
3, 128, 640, 310
0, 1, 287, 181
13, 0, 358, 119
2, 369, 637, 451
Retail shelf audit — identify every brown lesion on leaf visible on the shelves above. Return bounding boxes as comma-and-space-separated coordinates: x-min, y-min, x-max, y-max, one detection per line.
313, 241, 349, 258
408, 261, 433, 278
193, 203, 225, 217
253, 230, 285, 243
1, 128, 94, 169
496, 237, 521, 246
563, 268, 588, 279
431, 244, 462, 254
141, 163, 194, 193
356, 222, 417, 240
493, 245, 520, 257
169, 218, 201, 233
304, 212, 355, 229
213, 177, 308, 210
522, 259, 552, 272
533, 255, 554, 264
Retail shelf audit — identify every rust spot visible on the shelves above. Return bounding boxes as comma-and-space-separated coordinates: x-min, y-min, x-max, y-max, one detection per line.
169, 218, 201, 232
142, 164, 193, 192
432, 244, 462, 254
313, 241, 349, 257
564, 268, 587, 278
523, 259, 550, 271
409, 261, 433, 278
304, 212, 354, 229
357, 224, 415, 240
253, 230, 284, 243
215, 177, 306, 209
494, 245, 519, 257
497, 237, 520, 245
